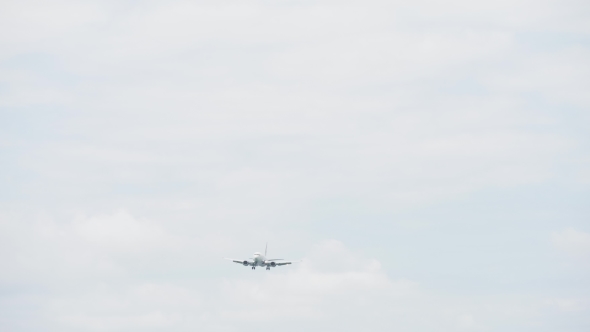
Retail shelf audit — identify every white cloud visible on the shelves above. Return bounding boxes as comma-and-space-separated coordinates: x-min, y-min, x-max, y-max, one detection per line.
0, 210, 580, 331
217, 240, 416, 328
51, 282, 196, 330
0, 210, 185, 288
1, 0, 589, 331
552, 228, 590, 257
0, 0, 579, 207
554, 299, 584, 312
457, 314, 475, 329
72, 210, 171, 251
41, 239, 422, 331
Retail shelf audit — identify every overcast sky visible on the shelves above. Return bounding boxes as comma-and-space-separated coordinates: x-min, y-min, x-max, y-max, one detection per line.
1, 0, 589, 331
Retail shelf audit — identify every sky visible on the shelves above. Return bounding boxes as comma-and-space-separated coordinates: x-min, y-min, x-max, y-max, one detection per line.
0, 0, 589, 331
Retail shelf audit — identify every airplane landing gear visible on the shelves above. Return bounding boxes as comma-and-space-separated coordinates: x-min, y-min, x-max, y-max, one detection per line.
266, 267, 270, 270
252, 266, 255, 270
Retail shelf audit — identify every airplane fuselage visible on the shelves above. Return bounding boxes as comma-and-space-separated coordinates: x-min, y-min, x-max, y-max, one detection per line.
253, 252, 266, 266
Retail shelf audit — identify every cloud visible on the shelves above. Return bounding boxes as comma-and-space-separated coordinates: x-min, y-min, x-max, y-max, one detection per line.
550, 298, 587, 312
48, 281, 199, 331
0, 210, 182, 288
1, 0, 589, 331
0, 210, 580, 331
43, 239, 421, 331
217, 241, 416, 329
71, 210, 172, 251
0, 0, 579, 212
552, 228, 590, 257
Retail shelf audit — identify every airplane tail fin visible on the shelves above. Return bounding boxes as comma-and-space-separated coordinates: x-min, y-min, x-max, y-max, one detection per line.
265, 242, 268, 257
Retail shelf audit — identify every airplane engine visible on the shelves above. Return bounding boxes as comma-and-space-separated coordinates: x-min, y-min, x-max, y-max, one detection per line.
243, 261, 249, 266
270, 262, 276, 267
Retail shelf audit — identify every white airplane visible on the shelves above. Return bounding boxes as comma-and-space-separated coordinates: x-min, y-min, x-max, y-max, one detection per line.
225, 244, 299, 270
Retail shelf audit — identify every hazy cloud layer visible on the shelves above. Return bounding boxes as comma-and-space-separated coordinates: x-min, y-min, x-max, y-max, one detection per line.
1, 0, 589, 331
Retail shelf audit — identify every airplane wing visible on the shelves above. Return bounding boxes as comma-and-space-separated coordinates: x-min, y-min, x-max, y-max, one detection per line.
224, 258, 253, 266
267, 260, 301, 266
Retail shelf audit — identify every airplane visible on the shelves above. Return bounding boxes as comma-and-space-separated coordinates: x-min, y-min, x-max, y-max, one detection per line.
225, 244, 299, 270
